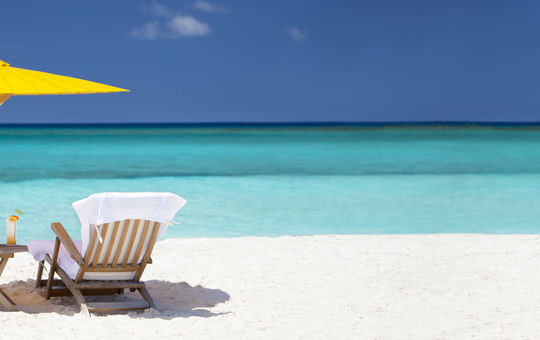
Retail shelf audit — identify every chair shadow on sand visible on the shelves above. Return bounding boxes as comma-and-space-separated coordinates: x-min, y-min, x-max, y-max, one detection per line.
1, 279, 231, 319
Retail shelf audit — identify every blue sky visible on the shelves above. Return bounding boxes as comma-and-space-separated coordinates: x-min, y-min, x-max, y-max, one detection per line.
0, 0, 539, 123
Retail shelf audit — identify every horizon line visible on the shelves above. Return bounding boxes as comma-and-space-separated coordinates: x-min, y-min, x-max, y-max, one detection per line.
1, 121, 540, 127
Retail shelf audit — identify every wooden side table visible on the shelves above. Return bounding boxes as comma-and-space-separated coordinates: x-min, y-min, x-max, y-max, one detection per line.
0, 244, 27, 311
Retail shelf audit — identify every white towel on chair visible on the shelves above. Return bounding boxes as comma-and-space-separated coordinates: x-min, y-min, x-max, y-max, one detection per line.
72, 192, 186, 256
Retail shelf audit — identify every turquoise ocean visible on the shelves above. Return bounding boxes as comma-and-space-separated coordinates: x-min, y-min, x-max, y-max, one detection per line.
2, 123, 540, 243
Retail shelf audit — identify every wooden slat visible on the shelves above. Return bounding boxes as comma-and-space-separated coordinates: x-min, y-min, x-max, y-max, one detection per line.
48, 288, 124, 297
87, 300, 150, 312
133, 223, 160, 281
75, 281, 145, 289
75, 226, 98, 282
112, 219, 130, 267
132, 220, 150, 266
85, 265, 139, 272
0, 245, 27, 254
102, 221, 120, 265
91, 223, 109, 267
83, 227, 99, 260
38, 279, 65, 288
122, 219, 140, 268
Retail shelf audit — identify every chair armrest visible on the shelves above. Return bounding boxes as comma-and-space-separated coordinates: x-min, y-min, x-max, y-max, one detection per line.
51, 222, 84, 266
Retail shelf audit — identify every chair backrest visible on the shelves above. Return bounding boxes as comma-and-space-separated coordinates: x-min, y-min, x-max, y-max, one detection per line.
75, 219, 161, 282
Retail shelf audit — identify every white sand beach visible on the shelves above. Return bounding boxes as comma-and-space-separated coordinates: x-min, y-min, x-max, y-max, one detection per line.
0, 235, 539, 339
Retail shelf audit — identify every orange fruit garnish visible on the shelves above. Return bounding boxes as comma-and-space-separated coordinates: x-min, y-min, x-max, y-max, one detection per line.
8, 215, 18, 222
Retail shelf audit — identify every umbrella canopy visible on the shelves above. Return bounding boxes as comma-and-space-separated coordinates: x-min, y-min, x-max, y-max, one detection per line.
0, 59, 129, 106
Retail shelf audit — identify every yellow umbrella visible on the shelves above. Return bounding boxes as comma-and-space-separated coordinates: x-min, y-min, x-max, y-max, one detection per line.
0, 59, 129, 106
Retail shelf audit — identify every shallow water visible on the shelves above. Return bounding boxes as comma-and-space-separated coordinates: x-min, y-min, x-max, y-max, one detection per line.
1, 124, 539, 242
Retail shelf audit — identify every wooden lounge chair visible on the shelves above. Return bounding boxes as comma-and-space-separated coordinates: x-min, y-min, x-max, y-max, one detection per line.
36, 218, 163, 315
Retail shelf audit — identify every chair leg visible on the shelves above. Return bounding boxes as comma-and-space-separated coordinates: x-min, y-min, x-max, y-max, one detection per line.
67, 285, 89, 316
137, 287, 155, 309
35, 260, 44, 289
50, 261, 90, 316
45, 238, 61, 300
45, 262, 55, 299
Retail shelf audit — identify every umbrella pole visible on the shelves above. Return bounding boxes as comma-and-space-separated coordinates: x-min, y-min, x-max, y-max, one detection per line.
0, 94, 11, 106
